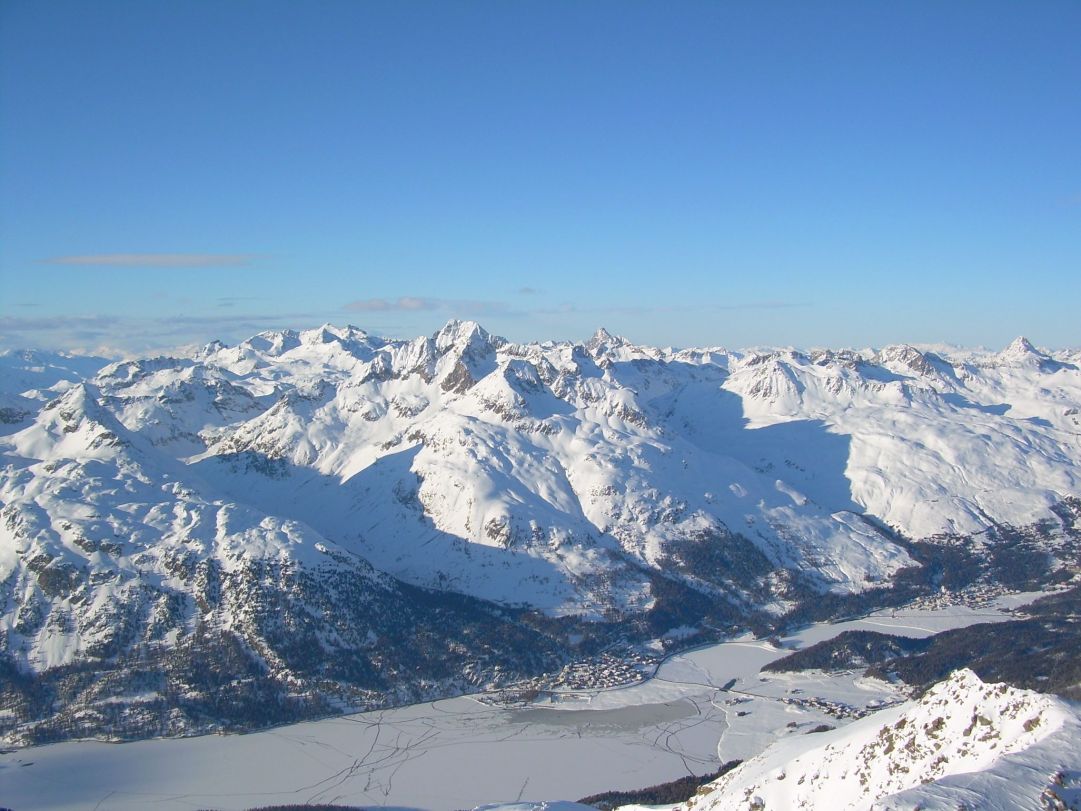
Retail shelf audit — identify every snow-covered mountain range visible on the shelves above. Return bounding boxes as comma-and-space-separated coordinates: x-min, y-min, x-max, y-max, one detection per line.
1, 323, 1079, 742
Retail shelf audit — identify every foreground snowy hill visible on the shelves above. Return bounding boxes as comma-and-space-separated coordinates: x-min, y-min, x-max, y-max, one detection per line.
1, 323, 1079, 741
682, 669, 1081, 811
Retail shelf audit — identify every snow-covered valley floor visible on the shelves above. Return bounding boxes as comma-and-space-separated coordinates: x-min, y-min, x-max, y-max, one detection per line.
0, 597, 1037, 811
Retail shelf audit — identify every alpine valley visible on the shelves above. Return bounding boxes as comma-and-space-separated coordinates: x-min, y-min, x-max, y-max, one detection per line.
2, 320, 1080, 775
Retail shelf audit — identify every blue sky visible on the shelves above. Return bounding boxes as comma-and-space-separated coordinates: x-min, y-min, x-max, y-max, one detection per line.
1, 0, 1078, 354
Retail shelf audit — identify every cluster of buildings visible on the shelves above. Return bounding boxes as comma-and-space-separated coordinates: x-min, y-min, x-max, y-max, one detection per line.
482, 648, 659, 706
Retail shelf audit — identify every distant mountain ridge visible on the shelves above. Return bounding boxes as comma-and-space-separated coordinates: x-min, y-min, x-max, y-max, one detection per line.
1, 324, 1080, 743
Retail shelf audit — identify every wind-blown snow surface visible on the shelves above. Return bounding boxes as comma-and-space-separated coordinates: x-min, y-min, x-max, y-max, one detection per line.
684, 668, 1081, 811
1, 325, 1080, 738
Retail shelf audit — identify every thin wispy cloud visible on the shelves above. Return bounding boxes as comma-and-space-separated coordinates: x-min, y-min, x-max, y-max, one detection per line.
44, 253, 257, 268
343, 296, 510, 316
344, 296, 440, 312
217, 296, 265, 308
532, 300, 807, 317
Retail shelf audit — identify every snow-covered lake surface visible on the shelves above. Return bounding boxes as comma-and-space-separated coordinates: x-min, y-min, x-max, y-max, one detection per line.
0, 597, 1038, 811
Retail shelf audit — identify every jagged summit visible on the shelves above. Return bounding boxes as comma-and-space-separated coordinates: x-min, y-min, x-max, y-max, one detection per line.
433, 319, 499, 353
585, 326, 626, 351
1005, 335, 1039, 355
998, 335, 1055, 365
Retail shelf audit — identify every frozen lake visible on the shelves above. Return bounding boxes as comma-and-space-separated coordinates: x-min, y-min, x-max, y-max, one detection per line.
0, 599, 1031, 811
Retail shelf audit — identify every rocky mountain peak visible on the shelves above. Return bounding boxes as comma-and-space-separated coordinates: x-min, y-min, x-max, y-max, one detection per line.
1001, 335, 1044, 361
196, 340, 227, 357
877, 344, 940, 378
585, 327, 626, 352
302, 324, 344, 346
433, 319, 494, 354
239, 329, 302, 357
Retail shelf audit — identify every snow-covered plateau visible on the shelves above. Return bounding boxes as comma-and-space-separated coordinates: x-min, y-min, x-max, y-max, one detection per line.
1, 323, 1080, 751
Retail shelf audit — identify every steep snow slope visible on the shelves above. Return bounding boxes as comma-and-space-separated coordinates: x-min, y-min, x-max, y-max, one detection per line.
684, 669, 1080, 811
